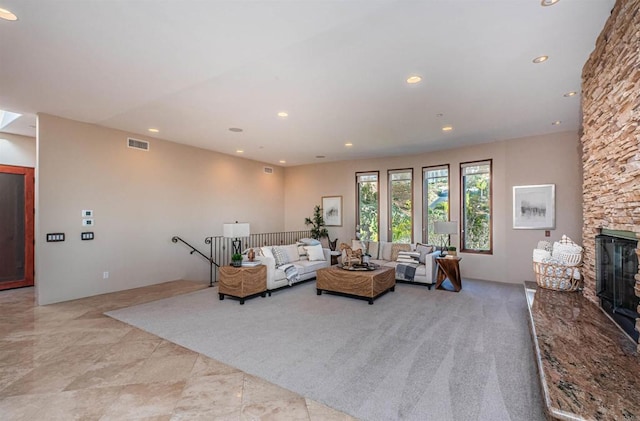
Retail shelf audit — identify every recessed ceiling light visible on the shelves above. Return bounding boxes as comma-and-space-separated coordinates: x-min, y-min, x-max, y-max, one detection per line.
563, 91, 577, 97
442, 126, 453, 132
540, 0, 560, 6
229, 127, 243, 132
279, 160, 286, 164
277, 111, 288, 118
406, 76, 422, 84
148, 128, 159, 133
552, 121, 562, 126
236, 149, 244, 153
532, 56, 549, 64
315, 155, 325, 159
0, 8, 18, 21
345, 143, 353, 147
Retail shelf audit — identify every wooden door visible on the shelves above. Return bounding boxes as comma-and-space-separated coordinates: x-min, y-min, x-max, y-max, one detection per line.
0, 165, 34, 290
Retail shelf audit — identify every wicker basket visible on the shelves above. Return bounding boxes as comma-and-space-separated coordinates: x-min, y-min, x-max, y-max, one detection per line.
533, 261, 582, 292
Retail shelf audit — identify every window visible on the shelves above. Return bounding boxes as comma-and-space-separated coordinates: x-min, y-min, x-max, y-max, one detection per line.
356, 172, 379, 241
422, 165, 449, 244
461, 160, 492, 253
388, 169, 413, 243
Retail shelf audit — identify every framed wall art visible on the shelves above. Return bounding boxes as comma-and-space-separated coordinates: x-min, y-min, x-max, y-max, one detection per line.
322, 195, 342, 227
513, 184, 555, 229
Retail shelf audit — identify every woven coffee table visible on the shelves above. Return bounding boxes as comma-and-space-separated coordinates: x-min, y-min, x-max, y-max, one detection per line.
316, 266, 395, 304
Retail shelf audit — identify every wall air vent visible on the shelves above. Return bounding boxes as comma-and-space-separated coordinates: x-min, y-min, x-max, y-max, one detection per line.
127, 138, 150, 151
263, 167, 274, 174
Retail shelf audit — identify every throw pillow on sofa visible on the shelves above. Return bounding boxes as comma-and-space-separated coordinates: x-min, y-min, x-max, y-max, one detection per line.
397, 251, 420, 264
296, 243, 309, 260
305, 244, 325, 261
367, 241, 379, 259
261, 247, 275, 259
390, 243, 411, 261
415, 243, 434, 264
272, 247, 290, 266
283, 244, 300, 263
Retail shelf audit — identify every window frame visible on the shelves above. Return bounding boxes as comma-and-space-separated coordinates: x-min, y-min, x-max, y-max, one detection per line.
387, 168, 414, 243
355, 171, 380, 242
422, 164, 450, 244
460, 159, 493, 254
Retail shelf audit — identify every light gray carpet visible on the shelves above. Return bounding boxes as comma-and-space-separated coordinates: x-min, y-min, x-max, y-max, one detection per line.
106, 279, 545, 421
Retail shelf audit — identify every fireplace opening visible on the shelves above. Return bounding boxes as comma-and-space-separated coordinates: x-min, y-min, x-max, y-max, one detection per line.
595, 234, 639, 342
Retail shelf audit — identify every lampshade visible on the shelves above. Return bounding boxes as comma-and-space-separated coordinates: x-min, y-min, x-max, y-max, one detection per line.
434, 221, 457, 235
223, 222, 250, 238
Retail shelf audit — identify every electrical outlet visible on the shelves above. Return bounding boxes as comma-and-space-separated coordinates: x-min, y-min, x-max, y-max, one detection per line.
103, 271, 109, 279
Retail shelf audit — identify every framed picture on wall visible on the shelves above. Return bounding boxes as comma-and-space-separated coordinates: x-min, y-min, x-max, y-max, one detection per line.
513, 184, 555, 229
322, 196, 342, 226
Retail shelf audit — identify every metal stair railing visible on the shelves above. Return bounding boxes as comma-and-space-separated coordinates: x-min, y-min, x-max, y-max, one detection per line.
171, 236, 219, 287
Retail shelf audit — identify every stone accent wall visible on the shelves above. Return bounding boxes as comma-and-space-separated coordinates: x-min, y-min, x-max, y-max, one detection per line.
581, 0, 640, 351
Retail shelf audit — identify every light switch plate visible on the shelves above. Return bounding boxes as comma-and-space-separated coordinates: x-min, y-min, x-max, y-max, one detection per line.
46, 233, 65, 242
82, 218, 94, 226
81, 232, 94, 240
82, 210, 93, 217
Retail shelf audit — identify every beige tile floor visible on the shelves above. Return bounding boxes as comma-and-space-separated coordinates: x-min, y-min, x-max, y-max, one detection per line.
0, 280, 356, 420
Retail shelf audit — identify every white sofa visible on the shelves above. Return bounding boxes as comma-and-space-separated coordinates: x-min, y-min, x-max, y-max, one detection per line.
349, 240, 441, 288
252, 243, 331, 291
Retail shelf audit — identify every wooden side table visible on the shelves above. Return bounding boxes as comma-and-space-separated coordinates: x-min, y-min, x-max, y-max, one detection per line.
218, 265, 267, 304
435, 257, 462, 292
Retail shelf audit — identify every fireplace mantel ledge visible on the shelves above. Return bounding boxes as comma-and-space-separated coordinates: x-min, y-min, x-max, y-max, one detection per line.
524, 281, 640, 421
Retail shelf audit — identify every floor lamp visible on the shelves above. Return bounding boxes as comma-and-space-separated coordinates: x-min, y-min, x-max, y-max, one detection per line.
434, 221, 457, 256
223, 222, 250, 255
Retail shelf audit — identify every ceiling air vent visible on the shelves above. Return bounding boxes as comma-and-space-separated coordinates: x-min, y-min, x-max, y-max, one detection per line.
263, 166, 274, 174
127, 138, 149, 151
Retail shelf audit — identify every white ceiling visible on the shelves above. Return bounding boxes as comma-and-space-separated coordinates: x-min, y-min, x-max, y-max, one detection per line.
0, 0, 614, 166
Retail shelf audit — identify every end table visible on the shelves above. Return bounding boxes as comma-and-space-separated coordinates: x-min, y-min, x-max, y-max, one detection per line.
435, 257, 462, 292
218, 264, 267, 304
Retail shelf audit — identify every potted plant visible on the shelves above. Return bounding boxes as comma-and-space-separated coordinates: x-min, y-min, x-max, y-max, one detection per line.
447, 246, 457, 256
231, 253, 243, 267
304, 205, 329, 240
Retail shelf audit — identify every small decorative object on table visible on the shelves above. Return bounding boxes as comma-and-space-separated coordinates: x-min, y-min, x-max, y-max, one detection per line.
247, 248, 255, 262
231, 253, 243, 267
339, 242, 362, 267
339, 262, 379, 271
447, 246, 457, 256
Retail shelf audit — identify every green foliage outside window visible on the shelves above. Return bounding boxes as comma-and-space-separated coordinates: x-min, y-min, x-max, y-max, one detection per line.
424, 168, 449, 245
389, 171, 412, 243
358, 176, 379, 241
462, 164, 491, 251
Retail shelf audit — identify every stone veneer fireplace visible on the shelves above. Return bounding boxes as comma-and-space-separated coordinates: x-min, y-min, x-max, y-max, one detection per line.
581, 0, 640, 351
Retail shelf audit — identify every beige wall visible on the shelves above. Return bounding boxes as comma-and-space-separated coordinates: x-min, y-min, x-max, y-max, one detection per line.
36, 114, 285, 304
0, 132, 36, 167
284, 131, 583, 284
